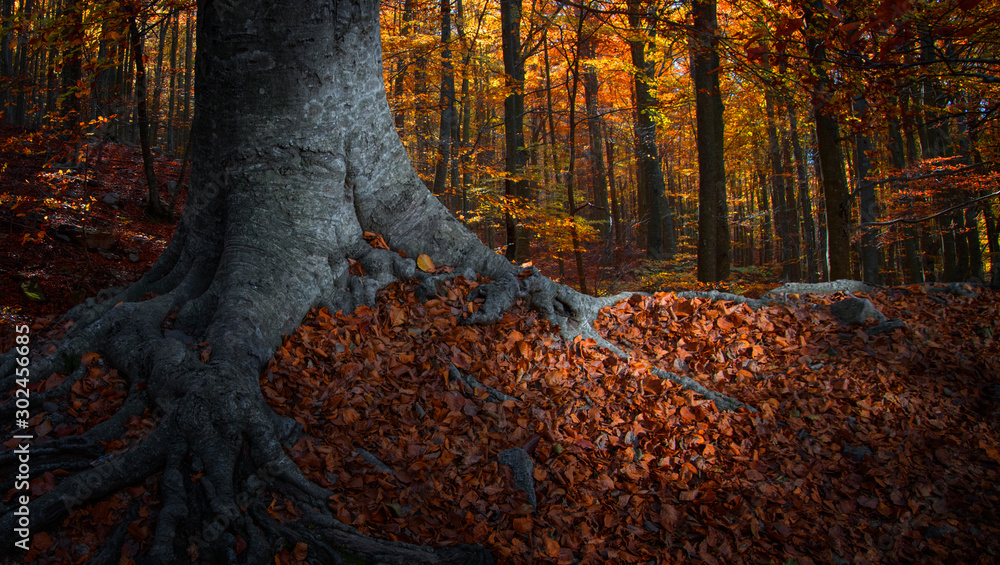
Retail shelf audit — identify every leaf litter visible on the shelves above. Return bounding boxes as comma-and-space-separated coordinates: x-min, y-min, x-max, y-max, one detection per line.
260, 278, 1000, 564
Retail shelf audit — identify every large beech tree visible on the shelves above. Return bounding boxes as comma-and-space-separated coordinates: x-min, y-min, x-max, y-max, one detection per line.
0, 0, 608, 562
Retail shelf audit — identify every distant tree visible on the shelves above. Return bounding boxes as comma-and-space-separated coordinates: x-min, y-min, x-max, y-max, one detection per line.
691, 0, 729, 282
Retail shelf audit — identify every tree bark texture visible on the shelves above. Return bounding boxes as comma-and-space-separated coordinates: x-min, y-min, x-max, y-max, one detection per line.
130, 14, 164, 219
501, 0, 531, 263
581, 30, 610, 240
691, 0, 729, 282
854, 97, 880, 284
788, 106, 817, 282
432, 0, 456, 200
628, 0, 673, 260
806, 3, 851, 281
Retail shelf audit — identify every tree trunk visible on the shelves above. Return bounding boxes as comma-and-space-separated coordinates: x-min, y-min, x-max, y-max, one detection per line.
888, 91, 925, 283
755, 141, 773, 266
181, 11, 194, 151
854, 97, 879, 284
0, 0, 13, 116
691, 0, 729, 282
166, 10, 181, 153
500, 0, 530, 262
150, 15, 169, 147
392, 0, 415, 134
565, 8, 590, 295
607, 137, 624, 265
431, 0, 456, 201
764, 89, 791, 279
581, 30, 610, 240
806, 2, 851, 280
789, 106, 817, 282
58, 0, 84, 150
130, 14, 165, 219
1, 1, 601, 562
628, 0, 673, 260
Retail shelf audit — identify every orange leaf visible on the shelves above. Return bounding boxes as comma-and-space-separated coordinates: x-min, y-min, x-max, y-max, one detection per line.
512, 516, 533, 534
416, 254, 435, 272
543, 536, 560, 557
292, 542, 308, 561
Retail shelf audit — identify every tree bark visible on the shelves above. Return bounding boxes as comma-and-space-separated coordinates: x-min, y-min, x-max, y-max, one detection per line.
581, 30, 610, 240
854, 96, 879, 284
565, 8, 590, 295
805, 2, 851, 280
500, 0, 530, 263
628, 0, 673, 260
789, 106, 817, 282
691, 0, 729, 282
129, 13, 165, 219
431, 0, 456, 201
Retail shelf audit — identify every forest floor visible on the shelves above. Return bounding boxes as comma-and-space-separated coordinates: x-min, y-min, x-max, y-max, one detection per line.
2, 126, 999, 564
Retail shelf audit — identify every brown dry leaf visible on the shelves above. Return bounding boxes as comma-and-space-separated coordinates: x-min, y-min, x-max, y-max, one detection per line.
542, 536, 560, 557
32, 532, 53, 551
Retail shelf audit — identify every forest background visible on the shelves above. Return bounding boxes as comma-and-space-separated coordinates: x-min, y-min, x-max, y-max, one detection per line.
2, 0, 999, 297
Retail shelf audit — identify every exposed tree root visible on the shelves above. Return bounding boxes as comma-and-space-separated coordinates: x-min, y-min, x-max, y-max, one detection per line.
1, 222, 507, 563
459, 267, 755, 413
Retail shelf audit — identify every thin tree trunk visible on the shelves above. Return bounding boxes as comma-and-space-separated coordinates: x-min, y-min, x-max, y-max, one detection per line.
806, 1, 850, 280
607, 137, 624, 265
888, 90, 925, 283
691, 0, 729, 282
150, 15, 168, 147
432, 0, 456, 202
166, 10, 180, 153
764, 89, 790, 278
392, 0, 415, 134
0, 0, 13, 116
581, 30, 610, 240
500, 0, 530, 262
180, 12, 193, 151
59, 0, 84, 150
130, 15, 164, 218
628, 0, 672, 260
565, 9, 589, 295
854, 97, 879, 284
789, 106, 817, 282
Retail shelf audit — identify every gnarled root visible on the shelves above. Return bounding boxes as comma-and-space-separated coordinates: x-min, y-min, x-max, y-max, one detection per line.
0, 236, 498, 564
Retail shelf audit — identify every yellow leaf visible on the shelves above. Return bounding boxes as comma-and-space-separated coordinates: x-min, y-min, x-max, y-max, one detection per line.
416, 254, 435, 272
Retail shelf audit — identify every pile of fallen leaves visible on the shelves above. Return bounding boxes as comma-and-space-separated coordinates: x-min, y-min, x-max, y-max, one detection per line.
262, 277, 1000, 564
